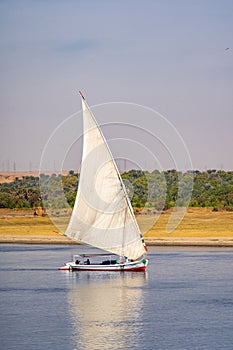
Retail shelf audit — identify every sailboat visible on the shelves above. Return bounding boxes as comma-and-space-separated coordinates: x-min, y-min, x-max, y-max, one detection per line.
59, 92, 148, 271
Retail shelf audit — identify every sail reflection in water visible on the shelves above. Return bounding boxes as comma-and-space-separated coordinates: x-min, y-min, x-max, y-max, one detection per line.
67, 272, 147, 350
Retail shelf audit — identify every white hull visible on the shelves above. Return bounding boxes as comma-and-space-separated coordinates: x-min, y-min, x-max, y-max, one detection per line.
58, 258, 148, 272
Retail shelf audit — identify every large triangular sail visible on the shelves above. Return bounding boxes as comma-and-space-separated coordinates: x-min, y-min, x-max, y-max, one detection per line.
65, 92, 147, 260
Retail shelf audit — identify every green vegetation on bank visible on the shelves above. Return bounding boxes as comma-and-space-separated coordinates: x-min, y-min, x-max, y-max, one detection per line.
0, 169, 233, 211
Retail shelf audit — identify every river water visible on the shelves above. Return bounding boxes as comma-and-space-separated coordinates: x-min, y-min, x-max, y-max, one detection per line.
0, 244, 233, 350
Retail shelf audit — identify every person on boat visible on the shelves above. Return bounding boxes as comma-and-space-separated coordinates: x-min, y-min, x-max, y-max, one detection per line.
75, 259, 80, 264
86, 259, 90, 265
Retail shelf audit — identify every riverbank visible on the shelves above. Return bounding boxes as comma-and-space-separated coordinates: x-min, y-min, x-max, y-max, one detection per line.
0, 208, 233, 246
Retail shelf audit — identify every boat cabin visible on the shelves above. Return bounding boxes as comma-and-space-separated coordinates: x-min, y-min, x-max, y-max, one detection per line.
73, 253, 126, 266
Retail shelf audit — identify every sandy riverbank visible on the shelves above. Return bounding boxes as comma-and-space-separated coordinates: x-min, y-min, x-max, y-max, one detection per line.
0, 208, 233, 246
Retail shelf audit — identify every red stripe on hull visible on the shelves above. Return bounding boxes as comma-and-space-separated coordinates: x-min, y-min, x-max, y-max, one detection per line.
70, 266, 147, 272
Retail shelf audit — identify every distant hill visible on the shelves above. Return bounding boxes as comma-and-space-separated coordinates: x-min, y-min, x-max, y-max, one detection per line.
0, 172, 39, 184
0, 171, 72, 184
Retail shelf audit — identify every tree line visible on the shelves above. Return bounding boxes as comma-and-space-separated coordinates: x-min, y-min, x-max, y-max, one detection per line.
0, 169, 233, 211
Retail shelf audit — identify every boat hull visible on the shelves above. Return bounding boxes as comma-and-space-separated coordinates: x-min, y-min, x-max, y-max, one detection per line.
58, 259, 148, 272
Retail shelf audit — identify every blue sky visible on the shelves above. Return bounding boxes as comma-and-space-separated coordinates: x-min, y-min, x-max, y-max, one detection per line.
0, 0, 232, 171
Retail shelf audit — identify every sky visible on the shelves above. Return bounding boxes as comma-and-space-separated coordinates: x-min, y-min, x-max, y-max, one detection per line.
0, 0, 233, 172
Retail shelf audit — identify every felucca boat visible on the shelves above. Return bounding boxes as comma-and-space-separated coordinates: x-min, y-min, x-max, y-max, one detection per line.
59, 92, 148, 271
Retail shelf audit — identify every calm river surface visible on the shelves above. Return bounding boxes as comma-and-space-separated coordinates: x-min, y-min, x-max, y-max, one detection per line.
0, 244, 233, 350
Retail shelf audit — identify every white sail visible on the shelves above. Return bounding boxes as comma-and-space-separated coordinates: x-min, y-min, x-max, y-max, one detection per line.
65, 94, 147, 260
